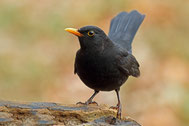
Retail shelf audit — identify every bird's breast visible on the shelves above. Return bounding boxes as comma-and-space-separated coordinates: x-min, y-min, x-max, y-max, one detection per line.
75, 51, 127, 91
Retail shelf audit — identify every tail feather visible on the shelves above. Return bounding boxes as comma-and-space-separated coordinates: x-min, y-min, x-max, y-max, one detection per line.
108, 10, 145, 53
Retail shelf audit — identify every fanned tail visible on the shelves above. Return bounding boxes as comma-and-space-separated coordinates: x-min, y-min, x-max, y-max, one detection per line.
108, 10, 145, 53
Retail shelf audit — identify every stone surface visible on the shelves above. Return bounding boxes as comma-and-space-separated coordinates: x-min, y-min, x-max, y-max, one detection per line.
0, 101, 141, 126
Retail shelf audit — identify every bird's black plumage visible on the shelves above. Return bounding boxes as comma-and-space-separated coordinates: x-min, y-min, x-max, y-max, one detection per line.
65, 10, 145, 118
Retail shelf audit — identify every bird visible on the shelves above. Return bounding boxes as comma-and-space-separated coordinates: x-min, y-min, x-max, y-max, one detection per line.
65, 10, 145, 118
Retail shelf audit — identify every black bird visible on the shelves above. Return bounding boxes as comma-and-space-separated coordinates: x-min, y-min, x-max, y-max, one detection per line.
65, 10, 145, 118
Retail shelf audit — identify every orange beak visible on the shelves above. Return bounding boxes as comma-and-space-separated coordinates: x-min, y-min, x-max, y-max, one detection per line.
65, 28, 83, 37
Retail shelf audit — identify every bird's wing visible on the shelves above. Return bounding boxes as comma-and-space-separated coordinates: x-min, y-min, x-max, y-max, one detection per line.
108, 10, 145, 53
116, 50, 140, 77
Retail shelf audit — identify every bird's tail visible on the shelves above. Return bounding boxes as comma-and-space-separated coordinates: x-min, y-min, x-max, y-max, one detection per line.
108, 10, 145, 53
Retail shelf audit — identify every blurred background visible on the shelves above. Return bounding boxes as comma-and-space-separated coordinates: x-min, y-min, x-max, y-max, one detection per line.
0, 0, 189, 125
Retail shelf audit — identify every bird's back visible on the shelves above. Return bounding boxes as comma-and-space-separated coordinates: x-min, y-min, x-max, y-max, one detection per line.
108, 10, 145, 53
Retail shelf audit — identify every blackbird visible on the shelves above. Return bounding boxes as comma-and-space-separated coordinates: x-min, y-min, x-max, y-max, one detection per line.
65, 10, 145, 118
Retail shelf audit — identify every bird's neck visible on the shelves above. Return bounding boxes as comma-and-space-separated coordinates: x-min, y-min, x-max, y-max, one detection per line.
80, 38, 114, 54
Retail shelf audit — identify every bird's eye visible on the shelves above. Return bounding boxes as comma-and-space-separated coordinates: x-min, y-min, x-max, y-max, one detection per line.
87, 31, 95, 37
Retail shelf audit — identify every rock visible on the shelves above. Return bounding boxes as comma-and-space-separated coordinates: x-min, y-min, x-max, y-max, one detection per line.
0, 101, 141, 126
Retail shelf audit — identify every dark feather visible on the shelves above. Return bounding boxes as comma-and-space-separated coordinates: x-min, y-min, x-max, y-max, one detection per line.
116, 50, 140, 77
108, 10, 145, 53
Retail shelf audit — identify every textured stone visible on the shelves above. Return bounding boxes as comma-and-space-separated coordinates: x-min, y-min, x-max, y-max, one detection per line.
0, 101, 141, 126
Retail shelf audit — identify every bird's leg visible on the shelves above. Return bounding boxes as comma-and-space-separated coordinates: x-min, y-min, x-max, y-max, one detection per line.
115, 89, 122, 119
110, 89, 122, 119
76, 90, 99, 105
85, 90, 99, 105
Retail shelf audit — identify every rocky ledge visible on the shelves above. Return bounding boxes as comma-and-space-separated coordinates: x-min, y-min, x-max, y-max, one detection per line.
0, 101, 140, 126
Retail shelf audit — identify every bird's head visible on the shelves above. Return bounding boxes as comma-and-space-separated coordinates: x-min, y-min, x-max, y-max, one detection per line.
65, 26, 111, 51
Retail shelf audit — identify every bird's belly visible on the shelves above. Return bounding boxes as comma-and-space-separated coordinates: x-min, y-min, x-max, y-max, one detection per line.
76, 60, 128, 91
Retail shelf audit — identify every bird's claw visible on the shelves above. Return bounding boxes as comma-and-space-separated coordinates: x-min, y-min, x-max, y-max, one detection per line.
76, 101, 98, 106
110, 106, 118, 110
110, 104, 122, 119
116, 110, 121, 119
88, 101, 98, 106
76, 102, 86, 105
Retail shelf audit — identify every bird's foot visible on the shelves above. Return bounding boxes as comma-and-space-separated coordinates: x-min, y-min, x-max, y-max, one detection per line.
110, 103, 122, 119
110, 106, 118, 110
76, 101, 98, 106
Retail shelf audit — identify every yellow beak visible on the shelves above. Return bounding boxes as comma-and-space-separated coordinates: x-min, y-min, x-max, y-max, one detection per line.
65, 28, 83, 37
